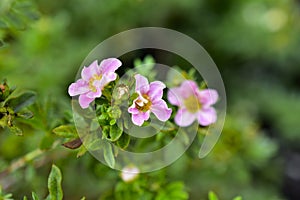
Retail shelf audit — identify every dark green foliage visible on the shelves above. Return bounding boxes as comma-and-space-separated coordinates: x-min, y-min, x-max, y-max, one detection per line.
0, 0, 39, 44
0, 80, 36, 135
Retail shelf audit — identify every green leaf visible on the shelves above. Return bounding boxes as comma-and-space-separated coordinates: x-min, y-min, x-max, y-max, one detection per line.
123, 116, 130, 130
102, 126, 110, 139
6, 91, 36, 112
8, 125, 23, 135
98, 113, 108, 125
52, 125, 78, 138
23, 196, 28, 200
103, 142, 115, 168
17, 110, 33, 119
87, 138, 103, 151
48, 165, 63, 200
208, 191, 219, 200
110, 119, 116, 126
90, 118, 100, 132
116, 133, 130, 149
0, 115, 8, 128
178, 129, 189, 145
109, 106, 122, 119
77, 145, 87, 158
108, 124, 123, 141
166, 182, 188, 200
129, 92, 139, 102
31, 192, 40, 200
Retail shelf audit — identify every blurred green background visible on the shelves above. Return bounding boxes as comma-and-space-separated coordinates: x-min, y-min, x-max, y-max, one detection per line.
0, 0, 300, 199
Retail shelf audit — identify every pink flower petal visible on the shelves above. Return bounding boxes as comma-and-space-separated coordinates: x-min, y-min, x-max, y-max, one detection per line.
135, 74, 149, 94
86, 88, 102, 98
151, 100, 172, 121
167, 87, 184, 106
131, 111, 150, 126
174, 108, 197, 127
197, 107, 217, 126
81, 60, 99, 81
198, 89, 218, 107
100, 58, 122, 74
128, 105, 139, 114
167, 80, 198, 106
78, 94, 95, 109
95, 73, 117, 88
148, 81, 165, 103
68, 79, 89, 96
180, 80, 199, 98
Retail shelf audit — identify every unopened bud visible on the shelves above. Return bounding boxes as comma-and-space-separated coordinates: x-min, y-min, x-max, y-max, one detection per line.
114, 84, 129, 100
121, 166, 139, 182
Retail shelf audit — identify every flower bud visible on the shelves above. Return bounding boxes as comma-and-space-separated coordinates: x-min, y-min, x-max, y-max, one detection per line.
113, 84, 129, 100
121, 165, 139, 182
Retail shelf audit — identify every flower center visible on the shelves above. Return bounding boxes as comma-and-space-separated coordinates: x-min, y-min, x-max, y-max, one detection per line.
135, 94, 152, 112
184, 95, 201, 113
88, 74, 102, 92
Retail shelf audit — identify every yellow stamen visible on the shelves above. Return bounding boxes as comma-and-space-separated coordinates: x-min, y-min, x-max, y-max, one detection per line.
89, 74, 102, 92
184, 95, 201, 113
135, 94, 152, 112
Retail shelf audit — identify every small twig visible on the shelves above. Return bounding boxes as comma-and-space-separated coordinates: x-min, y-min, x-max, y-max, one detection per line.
0, 141, 61, 179
0, 149, 44, 179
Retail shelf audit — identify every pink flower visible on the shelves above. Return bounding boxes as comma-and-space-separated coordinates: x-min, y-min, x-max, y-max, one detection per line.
167, 80, 218, 127
128, 74, 172, 126
68, 58, 122, 109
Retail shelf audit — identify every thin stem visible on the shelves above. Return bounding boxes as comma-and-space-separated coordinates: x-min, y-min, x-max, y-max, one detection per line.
0, 141, 60, 179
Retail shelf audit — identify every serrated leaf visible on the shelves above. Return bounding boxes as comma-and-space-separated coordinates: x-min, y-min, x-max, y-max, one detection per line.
53, 125, 78, 138
103, 142, 115, 168
48, 165, 63, 200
